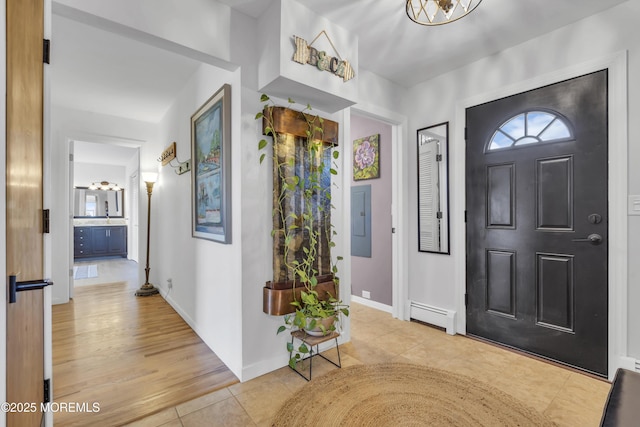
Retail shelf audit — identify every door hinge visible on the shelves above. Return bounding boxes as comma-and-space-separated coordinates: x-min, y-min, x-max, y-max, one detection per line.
43, 209, 50, 233
464, 210, 467, 223
436, 211, 442, 219
465, 294, 469, 308
43, 39, 50, 64
464, 127, 468, 141
69, 153, 74, 162
436, 154, 443, 162
43, 378, 51, 403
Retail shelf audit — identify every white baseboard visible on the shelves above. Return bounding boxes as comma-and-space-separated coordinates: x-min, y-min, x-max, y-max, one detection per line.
159, 286, 197, 335
242, 355, 288, 382
619, 356, 640, 372
409, 301, 456, 335
350, 295, 392, 313
240, 334, 347, 382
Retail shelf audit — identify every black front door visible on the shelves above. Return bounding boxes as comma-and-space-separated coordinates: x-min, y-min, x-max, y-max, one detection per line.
465, 70, 608, 376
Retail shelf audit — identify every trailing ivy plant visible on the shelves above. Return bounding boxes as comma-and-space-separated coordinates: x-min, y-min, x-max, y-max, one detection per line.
256, 94, 348, 368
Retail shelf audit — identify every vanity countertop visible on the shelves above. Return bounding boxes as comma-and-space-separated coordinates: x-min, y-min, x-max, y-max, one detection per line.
73, 219, 127, 227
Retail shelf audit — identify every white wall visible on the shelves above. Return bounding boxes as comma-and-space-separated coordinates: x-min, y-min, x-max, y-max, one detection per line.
257, 0, 359, 113
154, 63, 245, 378
239, 88, 281, 379
52, 0, 233, 67
356, 69, 406, 115
403, 1, 640, 360
73, 163, 126, 188
50, 106, 157, 304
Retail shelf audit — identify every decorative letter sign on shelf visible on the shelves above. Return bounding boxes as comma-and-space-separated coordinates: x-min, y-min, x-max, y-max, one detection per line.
292, 31, 355, 82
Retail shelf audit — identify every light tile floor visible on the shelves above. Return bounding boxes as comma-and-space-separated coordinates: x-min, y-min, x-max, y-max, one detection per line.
73, 258, 139, 287
125, 302, 612, 427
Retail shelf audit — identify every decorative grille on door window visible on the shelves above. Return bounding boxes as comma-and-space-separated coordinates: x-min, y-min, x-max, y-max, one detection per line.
487, 110, 573, 151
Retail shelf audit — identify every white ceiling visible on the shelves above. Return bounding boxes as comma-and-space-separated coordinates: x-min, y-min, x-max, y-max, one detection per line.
218, 0, 629, 87
52, 0, 629, 163
51, 14, 202, 123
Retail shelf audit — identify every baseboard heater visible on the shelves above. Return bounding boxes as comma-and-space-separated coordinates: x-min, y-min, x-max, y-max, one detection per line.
409, 301, 456, 335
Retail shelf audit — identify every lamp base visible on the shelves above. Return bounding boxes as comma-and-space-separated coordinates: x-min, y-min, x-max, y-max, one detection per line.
135, 283, 159, 297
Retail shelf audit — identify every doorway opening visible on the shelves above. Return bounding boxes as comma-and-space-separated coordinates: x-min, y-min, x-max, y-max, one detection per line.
70, 139, 140, 297
349, 114, 394, 313
347, 109, 406, 321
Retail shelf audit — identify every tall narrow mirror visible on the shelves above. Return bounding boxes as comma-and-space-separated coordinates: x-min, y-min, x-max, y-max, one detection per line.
417, 122, 450, 254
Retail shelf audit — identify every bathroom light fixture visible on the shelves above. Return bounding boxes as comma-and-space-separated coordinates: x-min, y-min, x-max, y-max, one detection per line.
136, 172, 159, 297
88, 181, 121, 191
406, 0, 482, 26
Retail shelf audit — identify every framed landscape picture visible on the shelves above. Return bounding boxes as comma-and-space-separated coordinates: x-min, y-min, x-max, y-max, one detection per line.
191, 84, 232, 243
353, 134, 380, 180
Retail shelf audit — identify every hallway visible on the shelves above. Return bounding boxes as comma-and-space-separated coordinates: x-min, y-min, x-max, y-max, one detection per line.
52, 261, 238, 426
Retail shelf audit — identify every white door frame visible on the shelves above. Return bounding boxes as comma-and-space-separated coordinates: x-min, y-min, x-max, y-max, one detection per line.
453, 51, 629, 381
63, 133, 142, 303
346, 104, 409, 320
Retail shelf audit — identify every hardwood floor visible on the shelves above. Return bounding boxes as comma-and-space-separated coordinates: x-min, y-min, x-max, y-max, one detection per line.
52, 279, 239, 426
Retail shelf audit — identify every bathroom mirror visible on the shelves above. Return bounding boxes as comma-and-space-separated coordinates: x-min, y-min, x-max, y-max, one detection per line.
73, 187, 124, 218
417, 122, 450, 254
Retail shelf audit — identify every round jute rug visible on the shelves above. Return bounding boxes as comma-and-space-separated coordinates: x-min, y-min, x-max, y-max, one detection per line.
271, 363, 556, 426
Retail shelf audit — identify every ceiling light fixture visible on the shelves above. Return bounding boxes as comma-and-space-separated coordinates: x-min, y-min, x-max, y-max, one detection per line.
406, 0, 482, 26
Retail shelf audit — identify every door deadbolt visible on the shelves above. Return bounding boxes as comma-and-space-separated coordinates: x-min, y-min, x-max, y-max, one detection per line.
588, 213, 603, 224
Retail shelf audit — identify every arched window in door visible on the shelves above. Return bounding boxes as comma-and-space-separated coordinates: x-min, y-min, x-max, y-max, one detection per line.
487, 110, 573, 151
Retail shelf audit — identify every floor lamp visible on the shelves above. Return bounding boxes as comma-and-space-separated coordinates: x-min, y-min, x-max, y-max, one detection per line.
136, 172, 160, 296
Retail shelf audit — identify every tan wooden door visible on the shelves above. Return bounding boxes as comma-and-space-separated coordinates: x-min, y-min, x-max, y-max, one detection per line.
6, 0, 46, 425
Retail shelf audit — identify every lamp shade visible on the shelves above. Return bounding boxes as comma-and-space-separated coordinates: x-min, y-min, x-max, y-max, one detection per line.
141, 172, 158, 184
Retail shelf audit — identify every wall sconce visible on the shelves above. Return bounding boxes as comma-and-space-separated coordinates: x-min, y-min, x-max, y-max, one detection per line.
158, 141, 191, 175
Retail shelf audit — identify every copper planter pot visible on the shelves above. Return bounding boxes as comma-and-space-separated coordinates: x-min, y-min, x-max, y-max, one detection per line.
263, 275, 337, 316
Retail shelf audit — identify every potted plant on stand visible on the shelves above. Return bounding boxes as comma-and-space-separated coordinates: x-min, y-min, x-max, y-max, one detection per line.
257, 94, 349, 369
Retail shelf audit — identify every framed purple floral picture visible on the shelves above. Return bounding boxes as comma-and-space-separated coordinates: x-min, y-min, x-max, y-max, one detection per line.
353, 134, 380, 180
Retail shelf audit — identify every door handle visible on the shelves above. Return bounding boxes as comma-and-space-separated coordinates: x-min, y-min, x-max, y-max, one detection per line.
9, 275, 53, 303
572, 233, 603, 245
